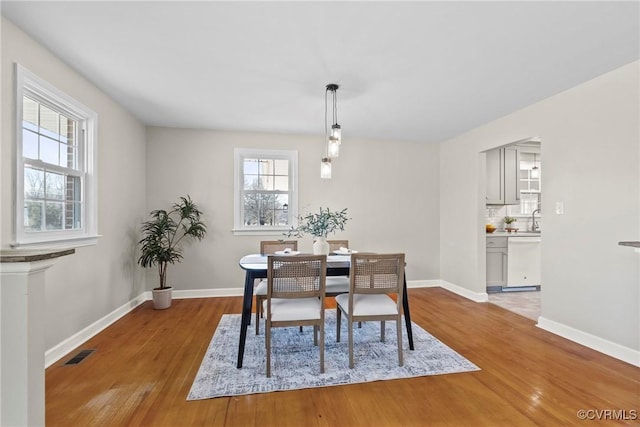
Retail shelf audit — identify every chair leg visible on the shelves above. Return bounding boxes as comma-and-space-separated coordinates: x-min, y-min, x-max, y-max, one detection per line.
313, 325, 318, 346
255, 299, 260, 335
380, 320, 386, 342
397, 317, 404, 367
336, 307, 342, 342
320, 321, 325, 374
348, 318, 354, 369
266, 323, 271, 377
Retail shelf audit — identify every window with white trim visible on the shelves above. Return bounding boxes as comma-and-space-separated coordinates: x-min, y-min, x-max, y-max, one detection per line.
14, 64, 98, 247
233, 148, 297, 235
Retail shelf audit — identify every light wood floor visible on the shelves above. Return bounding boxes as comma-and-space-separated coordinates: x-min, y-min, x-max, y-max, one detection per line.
46, 288, 639, 426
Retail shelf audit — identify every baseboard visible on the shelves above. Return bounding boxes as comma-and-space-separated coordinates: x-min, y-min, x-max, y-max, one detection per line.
45, 293, 148, 367
438, 280, 489, 302
172, 288, 243, 298
537, 316, 640, 367
407, 279, 440, 288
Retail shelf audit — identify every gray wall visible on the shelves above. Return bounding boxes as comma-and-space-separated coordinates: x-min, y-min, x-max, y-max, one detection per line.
144, 127, 441, 292
440, 61, 639, 354
1, 18, 148, 349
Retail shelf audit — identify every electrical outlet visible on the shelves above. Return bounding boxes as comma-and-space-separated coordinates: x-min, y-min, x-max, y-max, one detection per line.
555, 202, 564, 215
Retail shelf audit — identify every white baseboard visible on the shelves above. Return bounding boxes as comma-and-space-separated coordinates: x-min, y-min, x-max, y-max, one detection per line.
438, 280, 489, 302
172, 288, 243, 298
407, 279, 440, 288
537, 317, 640, 367
45, 293, 148, 367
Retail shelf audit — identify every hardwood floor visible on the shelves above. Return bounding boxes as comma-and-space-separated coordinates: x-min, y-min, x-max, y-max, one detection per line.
46, 288, 639, 426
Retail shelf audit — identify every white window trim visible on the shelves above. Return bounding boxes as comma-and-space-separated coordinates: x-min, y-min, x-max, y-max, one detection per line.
13, 64, 99, 248
233, 148, 298, 236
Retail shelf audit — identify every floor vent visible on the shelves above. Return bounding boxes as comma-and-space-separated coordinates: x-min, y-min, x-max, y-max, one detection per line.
64, 349, 94, 365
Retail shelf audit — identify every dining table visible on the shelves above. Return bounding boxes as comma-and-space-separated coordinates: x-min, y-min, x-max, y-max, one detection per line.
236, 253, 414, 368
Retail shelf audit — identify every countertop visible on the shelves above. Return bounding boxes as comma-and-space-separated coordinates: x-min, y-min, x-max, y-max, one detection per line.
487, 231, 542, 238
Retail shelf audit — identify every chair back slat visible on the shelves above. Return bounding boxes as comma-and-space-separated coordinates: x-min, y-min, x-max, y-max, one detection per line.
350, 253, 405, 295
268, 255, 326, 298
260, 240, 298, 255
327, 240, 349, 252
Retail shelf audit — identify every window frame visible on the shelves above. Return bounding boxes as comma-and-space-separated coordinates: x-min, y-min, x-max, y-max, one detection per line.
13, 64, 99, 248
233, 148, 298, 235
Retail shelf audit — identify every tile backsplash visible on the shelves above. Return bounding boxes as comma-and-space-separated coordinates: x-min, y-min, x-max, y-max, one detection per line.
486, 206, 541, 231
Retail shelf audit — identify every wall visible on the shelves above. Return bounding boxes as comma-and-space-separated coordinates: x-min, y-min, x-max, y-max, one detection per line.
1, 18, 147, 350
145, 127, 440, 293
440, 61, 640, 360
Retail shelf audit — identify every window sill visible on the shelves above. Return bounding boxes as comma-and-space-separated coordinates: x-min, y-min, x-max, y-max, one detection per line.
232, 228, 291, 237
11, 235, 101, 249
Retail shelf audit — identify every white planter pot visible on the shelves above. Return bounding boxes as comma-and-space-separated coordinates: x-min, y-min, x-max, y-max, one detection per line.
313, 236, 330, 255
152, 287, 172, 310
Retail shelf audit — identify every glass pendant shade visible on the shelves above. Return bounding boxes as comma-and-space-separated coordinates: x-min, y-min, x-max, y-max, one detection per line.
320, 157, 332, 179
331, 124, 341, 140
531, 166, 540, 179
327, 136, 340, 158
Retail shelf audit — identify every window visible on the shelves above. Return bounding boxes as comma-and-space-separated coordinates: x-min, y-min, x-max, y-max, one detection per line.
507, 151, 541, 216
14, 64, 98, 247
233, 148, 297, 235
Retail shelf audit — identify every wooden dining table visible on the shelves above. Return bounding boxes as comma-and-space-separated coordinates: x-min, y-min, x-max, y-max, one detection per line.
236, 253, 414, 368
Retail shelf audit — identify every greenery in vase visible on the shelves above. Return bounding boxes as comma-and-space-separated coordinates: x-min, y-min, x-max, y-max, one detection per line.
138, 195, 207, 290
503, 216, 517, 225
286, 207, 349, 238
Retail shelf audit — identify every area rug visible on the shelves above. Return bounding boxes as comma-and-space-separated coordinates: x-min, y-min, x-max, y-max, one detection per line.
187, 310, 479, 400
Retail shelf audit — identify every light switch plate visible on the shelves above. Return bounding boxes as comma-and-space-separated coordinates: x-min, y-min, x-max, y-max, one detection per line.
555, 202, 564, 215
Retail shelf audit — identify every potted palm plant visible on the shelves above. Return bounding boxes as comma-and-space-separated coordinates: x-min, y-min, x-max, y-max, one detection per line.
287, 207, 349, 255
138, 195, 207, 309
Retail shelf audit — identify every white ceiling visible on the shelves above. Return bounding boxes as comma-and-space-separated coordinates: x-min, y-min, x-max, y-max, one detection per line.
2, 1, 638, 143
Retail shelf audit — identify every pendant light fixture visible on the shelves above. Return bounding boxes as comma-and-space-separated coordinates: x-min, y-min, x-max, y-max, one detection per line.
531, 153, 540, 179
321, 84, 341, 179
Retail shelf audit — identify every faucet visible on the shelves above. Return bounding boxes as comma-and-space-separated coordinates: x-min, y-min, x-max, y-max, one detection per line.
530, 208, 541, 232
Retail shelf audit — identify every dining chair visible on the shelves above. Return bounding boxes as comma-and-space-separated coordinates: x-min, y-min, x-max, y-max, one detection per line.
265, 254, 326, 377
335, 253, 406, 368
326, 240, 351, 296
255, 240, 298, 334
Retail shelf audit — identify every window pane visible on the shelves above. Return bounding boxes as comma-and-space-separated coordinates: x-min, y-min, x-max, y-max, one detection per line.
23, 97, 39, 131
67, 175, 81, 202
274, 176, 288, 191
257, 159, 274, 174
45, 201, 64, 230
274, 194, 289, 225
45, 171, 65, 200
243, 158, 259, 175
24, 200, 43, 231
40, 135, 59, 164
65, 202, 82, 230
39, 104, 60, 139
274, 159, 288, 175
24, 167, 45, 198
259, 176, 273, 191
23, 129, 38, 159
60, 143, 77, 168
244, 174, 259, 190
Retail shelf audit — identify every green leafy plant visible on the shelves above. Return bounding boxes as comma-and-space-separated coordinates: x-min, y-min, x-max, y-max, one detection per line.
138, 195, 207, 290
286, 207, 349, 238
503, 216, 517, 225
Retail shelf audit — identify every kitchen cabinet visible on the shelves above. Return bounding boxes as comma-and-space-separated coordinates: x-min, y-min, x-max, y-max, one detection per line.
486, 236, 508, 288
486, 147, 520, 205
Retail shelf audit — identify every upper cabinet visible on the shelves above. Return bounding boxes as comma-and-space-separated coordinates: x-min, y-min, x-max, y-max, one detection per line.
486, 147, 520, 205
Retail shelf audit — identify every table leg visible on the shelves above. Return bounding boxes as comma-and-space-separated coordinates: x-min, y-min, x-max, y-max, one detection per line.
402, 275, 414, 350
236, 271, 256, 368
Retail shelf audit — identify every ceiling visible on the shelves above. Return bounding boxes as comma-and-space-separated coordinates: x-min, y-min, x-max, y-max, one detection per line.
2, 1, 638, 143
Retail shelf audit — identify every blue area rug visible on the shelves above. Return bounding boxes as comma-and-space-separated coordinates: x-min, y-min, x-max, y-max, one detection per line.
187, 310, 479, 400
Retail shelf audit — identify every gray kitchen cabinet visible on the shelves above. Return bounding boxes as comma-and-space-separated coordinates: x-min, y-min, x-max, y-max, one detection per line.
486, 147, 520, 205
486, 236, 507, 288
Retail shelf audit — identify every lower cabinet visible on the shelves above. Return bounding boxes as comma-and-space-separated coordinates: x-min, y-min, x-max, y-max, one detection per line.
486, 236, 507, 288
